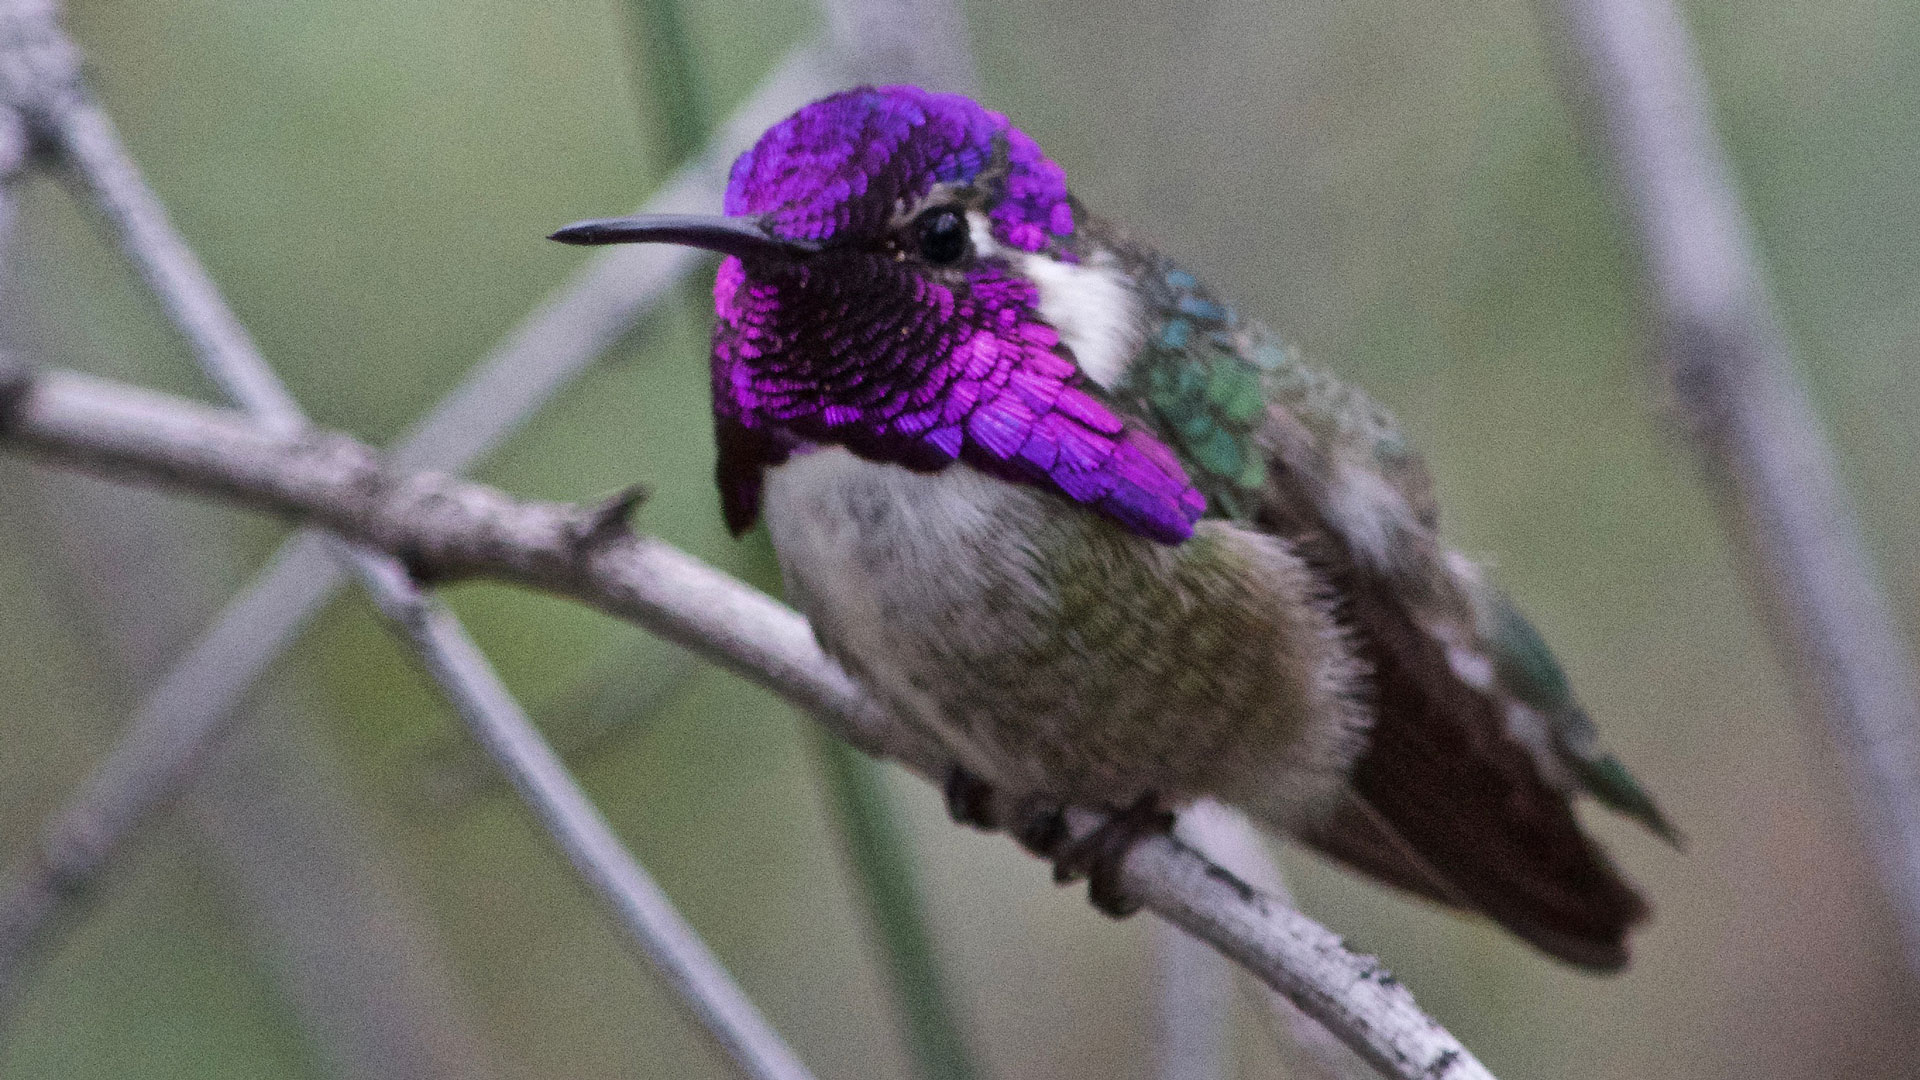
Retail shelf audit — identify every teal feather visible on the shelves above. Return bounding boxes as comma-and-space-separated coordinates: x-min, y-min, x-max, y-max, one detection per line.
1476, 589, 1681, 844
1127, 262, 1277, 521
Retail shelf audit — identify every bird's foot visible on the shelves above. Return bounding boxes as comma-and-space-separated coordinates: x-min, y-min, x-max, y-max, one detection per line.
1009, 793, 1071, 859
1028, 792, 1173, 919
942, 765, 1000, 831
942, 771, 1172, 918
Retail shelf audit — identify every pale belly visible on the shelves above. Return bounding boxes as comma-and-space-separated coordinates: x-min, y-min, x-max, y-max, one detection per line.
760, 447, 1372, 830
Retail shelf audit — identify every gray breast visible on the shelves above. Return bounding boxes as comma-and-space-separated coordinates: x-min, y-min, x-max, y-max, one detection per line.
759, 445, 1373, 830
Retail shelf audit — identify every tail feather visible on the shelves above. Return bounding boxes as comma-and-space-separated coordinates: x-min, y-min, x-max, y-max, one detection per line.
1306, 739, 1647, 971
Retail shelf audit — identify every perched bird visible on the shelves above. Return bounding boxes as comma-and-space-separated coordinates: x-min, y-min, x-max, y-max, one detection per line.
553, 85, 1675, 970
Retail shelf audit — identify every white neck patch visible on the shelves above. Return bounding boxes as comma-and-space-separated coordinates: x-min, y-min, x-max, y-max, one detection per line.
966, 211, 1144, 391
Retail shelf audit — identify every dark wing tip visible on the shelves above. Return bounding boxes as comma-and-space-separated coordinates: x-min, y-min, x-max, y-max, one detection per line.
1534, 927, 1635, 975
1305, 789, 1649, 972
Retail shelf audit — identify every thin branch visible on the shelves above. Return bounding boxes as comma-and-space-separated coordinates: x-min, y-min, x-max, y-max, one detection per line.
0, 0, 302, 428
360, 558, 816, 1080
0, 8, 822, 1075
0, 365, 1499, 1080
1546, 0, 1920, 967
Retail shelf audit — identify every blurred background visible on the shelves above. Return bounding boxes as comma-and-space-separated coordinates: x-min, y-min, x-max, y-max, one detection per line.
4, 0, 1920, 1077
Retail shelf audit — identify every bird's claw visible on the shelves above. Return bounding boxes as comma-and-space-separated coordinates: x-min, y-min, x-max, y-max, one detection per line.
942, 765, 1000, 831
940, 769, 1171, 919
1047, 793, 1173, 918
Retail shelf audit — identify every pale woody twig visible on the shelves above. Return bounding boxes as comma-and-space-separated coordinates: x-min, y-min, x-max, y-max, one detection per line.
0, 5, 820, 1075
0, 366, 1499, 1080
1547, 0, 1920, 968
0, 0, 302, 428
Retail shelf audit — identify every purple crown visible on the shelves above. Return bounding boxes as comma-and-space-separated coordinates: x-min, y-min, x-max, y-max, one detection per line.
710, 87, 1205, 544
725, 85, 1075, 253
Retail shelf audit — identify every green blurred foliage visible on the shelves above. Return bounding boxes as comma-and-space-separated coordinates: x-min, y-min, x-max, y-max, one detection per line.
3, 0, 1919, 1077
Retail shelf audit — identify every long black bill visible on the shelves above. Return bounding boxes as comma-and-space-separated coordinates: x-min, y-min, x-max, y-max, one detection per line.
547, 213, 818, 261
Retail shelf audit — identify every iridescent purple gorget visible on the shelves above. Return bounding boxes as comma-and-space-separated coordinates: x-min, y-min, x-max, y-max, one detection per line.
710, 85, 1206, 544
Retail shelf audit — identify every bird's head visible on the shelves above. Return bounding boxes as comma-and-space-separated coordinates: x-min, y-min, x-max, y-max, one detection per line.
552, 86, 1203, 542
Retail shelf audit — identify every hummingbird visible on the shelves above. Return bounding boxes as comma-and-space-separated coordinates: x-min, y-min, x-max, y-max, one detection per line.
552, 85, 1676, 970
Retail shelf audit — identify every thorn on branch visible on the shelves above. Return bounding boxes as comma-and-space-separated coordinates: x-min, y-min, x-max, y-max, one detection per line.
570, 483, 652, 552
399, 549, 452, 589
941, 765, 1000, 830
393, 544, 481, 591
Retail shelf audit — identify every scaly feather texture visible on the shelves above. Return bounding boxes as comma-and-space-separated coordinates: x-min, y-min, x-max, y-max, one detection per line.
712, 87, 1204, 543
579, 85, 1675, 969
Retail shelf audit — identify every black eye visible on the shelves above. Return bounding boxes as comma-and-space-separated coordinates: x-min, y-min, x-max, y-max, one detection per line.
914, 207, 969, 266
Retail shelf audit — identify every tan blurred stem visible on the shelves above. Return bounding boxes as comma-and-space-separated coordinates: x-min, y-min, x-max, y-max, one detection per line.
818, 0, 980, 96
0, 366, 1501, 1080
811, 733, 979, 1080
1545, 0, 1920, 968
0, 6, 821, 1076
